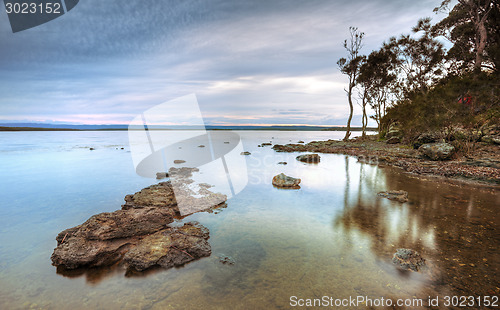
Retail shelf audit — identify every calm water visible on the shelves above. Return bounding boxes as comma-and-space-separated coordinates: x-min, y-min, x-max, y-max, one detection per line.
0, 131, 498, 309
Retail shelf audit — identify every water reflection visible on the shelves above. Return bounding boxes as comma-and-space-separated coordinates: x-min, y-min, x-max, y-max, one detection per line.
334, 158, 500, 297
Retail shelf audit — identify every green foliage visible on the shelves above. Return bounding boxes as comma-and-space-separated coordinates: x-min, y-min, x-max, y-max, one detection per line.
382, 72, 500, 142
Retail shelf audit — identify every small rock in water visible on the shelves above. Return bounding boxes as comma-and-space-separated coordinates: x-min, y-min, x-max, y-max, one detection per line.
89, 147, 95, 151
272, 173, 301, 189
296, 154, 320, 163
218, 254, 235, 265
261, 143, 272, 146
156, 172, 169, 179
241, 151, 251, 155
277, 162, 287, 165
198, 145, 205, 148
392, 248, 426, 272
377, 190, 408, 203
173, 160, 186, 164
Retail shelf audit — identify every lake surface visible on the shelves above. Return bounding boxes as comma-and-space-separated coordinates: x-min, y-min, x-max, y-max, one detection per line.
0, 131, 498, 309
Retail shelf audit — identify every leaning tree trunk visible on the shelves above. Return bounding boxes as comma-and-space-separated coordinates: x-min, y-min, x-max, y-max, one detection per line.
343, 85, 354, 141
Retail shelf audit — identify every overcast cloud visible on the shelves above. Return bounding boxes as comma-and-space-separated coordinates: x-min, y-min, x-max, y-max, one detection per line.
0, 0, 448, 126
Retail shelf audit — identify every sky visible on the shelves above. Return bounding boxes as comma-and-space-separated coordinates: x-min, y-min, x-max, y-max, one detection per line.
0, 0, 449, 126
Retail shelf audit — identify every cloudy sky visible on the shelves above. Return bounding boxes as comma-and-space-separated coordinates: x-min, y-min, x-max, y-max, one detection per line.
0, 0, 448, 126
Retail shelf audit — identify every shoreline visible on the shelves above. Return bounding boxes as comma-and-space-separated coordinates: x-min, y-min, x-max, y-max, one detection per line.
272, 136, 500, 188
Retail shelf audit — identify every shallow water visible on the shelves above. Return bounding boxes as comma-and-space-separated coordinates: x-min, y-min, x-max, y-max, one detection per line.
0, 131, 498, 309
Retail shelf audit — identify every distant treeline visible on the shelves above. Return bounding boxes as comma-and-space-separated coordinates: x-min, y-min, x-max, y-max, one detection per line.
0, 125, 377, 132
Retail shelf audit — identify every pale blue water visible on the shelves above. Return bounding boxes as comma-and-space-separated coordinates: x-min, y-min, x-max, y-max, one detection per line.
0, 131, 498, 309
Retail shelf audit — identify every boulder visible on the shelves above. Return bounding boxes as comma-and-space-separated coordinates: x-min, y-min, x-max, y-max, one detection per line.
272, 173, 301, 188
296, 154, 320, 163
124, 222, 211, 271
418, 143, 455, 161
377, 190, 408, 203
413, 132, 438, 149
392, 248, 426, 272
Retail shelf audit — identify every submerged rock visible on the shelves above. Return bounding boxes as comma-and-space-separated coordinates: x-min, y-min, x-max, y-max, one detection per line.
296, 153, 320, 163
156, 172, 169, 179
218, 254, 235, 265
377, 190, 408, 203
392, 248, 426, 272
418, 143, 455, 161
272, 173, 301, 188
124, 222, 211, 271
240, 151, 251, 155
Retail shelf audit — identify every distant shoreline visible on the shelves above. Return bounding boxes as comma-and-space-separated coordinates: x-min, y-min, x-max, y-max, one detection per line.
0, 126, 377, 132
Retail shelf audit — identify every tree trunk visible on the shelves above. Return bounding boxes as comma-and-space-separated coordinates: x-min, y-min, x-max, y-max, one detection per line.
343, 85, 354, 141
474, 14, 488, 72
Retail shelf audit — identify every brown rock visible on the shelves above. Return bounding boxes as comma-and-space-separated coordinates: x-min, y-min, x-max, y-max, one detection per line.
296, 154, 320, 163
392, 248, 426, 272
58, 207, 176, 241
124, 222, 211, 271
272, 173, 301, 188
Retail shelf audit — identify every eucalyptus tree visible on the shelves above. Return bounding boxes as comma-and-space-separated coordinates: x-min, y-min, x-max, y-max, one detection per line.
337, 27, 364, 141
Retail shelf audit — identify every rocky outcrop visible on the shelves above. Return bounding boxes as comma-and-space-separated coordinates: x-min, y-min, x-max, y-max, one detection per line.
386, 123, 402, 140
272, 173, 301, 188
296, 154, 320, 163
392, 248, 426, 272
52, 167, 226, 273
122, 181, 178, 211
51, 207, 176, 269
377, 190, 408, 203
123, 222, 211, 271
418, 143, 455, 161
